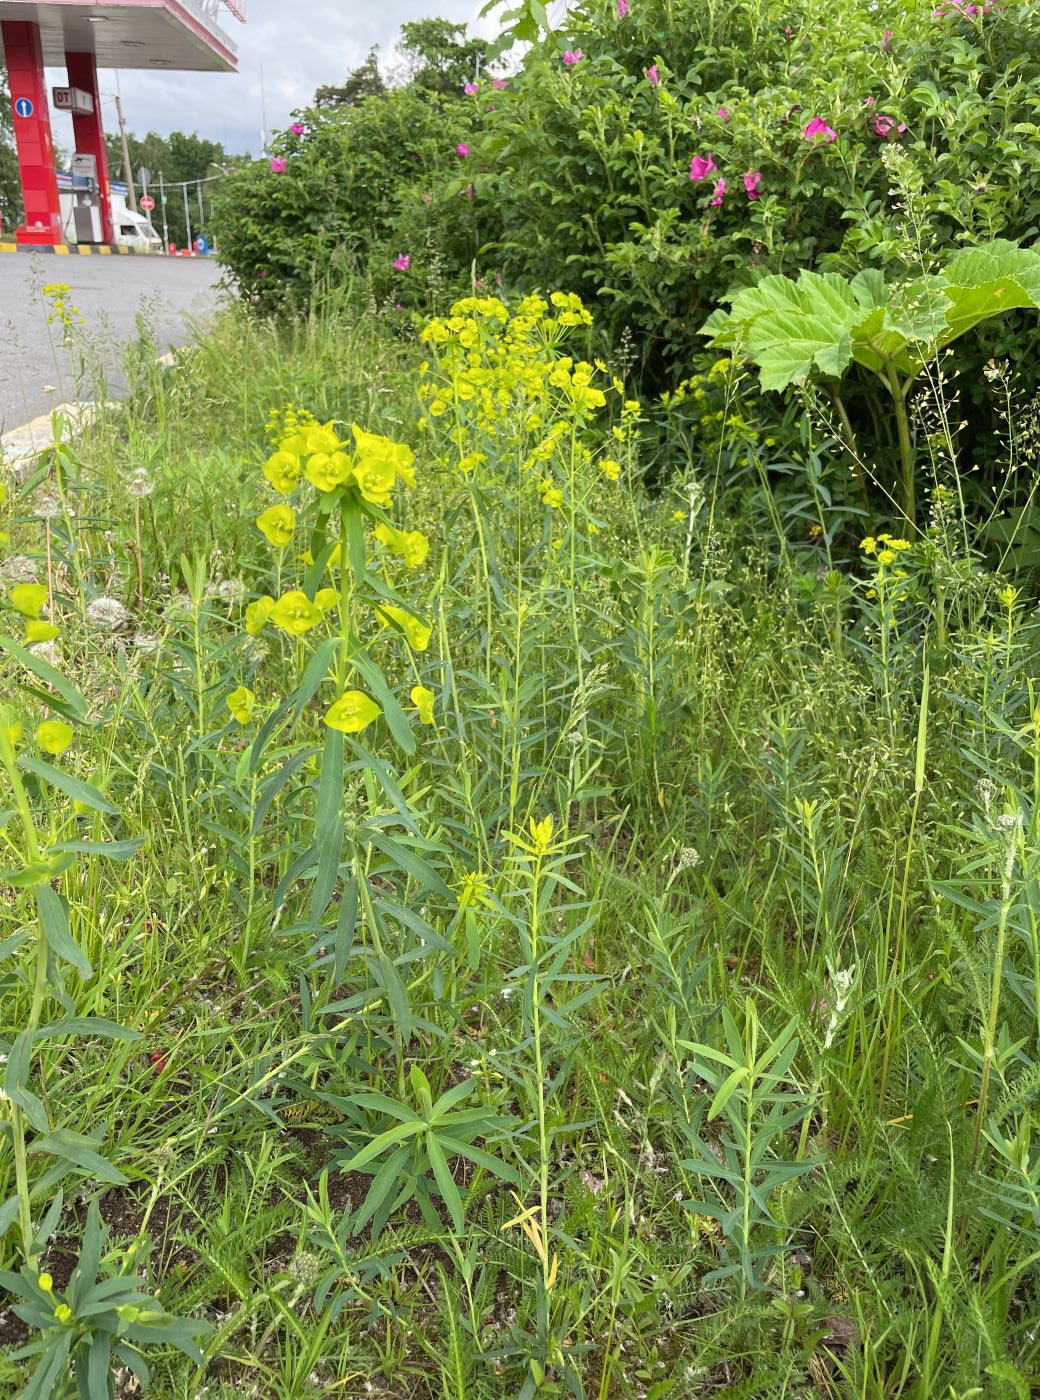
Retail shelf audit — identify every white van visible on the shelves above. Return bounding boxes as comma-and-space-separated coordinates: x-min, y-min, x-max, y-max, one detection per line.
59, 186, 163, 252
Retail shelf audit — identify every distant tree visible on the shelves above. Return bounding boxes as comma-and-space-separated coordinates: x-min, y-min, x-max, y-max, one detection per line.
398, 19, 487, 96
0, 71, 22, 232
314, 45, 386, 110
104, 128, 241, 248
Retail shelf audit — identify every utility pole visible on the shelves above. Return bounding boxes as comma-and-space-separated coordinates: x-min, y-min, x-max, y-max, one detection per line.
197, 179, 205, 236
113, 89, 137, 211
158, 171, 170, 252
182, 180, 192, 252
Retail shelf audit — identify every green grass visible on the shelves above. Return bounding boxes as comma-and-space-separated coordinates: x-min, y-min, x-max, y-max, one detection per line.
1, 277, 1039, 1400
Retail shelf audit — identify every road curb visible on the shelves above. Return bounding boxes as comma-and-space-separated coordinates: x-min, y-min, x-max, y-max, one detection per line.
0, 243, 216, 257
0, 402, 117, 479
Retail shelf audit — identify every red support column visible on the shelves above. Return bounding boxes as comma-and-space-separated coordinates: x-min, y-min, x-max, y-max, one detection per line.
65, 52, 114, 246
0, 20, 63, 246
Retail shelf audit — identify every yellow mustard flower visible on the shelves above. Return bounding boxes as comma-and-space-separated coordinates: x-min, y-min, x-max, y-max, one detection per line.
226, 686, 256, 724
10, 582, 48, 618
324, 689, 381, 734
24, 620, 59, 644
305, 451, 353, 492
245, 595, 275, 635
411, 685, 435, 724
270, 590, 323, 636
672, 510, 686, 523
36, 718, 73, 755
598, 459, 621, 482
542, 487, 564, 509
376, 604, 431, 651
263, 450, 301, 495
256, 504, 295, 548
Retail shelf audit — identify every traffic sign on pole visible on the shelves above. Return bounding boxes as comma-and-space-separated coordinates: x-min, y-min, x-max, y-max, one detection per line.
14, 97, 34, 119
140, 194, 155, 212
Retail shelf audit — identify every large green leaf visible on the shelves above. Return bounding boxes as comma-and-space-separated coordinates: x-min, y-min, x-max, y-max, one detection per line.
702, 239, 1040, 393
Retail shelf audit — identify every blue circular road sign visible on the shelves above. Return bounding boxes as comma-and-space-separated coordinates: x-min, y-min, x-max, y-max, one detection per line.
14, 98, 34, 119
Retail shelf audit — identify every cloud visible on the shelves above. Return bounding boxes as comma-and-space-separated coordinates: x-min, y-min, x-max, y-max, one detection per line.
47, 0, 505, 161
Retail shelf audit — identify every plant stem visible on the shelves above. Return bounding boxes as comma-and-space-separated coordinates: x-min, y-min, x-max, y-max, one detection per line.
886, 362, 916, 539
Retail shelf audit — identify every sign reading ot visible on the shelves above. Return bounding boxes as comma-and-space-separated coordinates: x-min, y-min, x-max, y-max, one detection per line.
14, 96, 34, 118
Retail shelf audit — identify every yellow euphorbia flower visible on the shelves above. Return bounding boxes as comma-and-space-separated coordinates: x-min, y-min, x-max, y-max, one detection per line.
352, 426, 416, 487
1, 710, 23, 748
10, 583, 48, 618
302, 423, 342, 454
226, 686, 256, 724
411, 685, 435, 724
245, 595, 275, 635
529, 814, 554, 855
402, 531, 429, 568
860, 537, 877, 554
24, 620, 59, 644
305, 451, 353, 492
876, 549, 895, 566
324, 689, 381, 733
457, 870, 493, 911
270, 590, 323, 636
263, 450, 302, 495
314, 587, 339, 612
376, 604, 431, 651
256, 504, 295, 547
375, 523, 429, 568
36, 718, 73, 755
352, 457, 396, 506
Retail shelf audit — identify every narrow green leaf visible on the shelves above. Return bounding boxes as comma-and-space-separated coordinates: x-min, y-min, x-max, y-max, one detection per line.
18, 757, 118, 814
0, 634, 86, 718
38, 886, 90, 977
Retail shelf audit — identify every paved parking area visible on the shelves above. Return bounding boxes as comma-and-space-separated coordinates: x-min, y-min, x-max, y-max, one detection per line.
0, 254, 223, 434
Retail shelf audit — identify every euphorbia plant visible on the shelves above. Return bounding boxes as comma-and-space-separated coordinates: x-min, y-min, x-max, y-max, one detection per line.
701, 239, 1040, 534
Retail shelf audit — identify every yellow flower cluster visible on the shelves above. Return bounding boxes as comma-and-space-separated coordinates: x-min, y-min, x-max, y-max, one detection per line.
861, 533, 912, 568
418, 292, 607, 445
239, 415, 435, 738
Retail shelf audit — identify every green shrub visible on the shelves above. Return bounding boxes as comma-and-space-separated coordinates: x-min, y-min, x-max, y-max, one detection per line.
210, 87, 491, 311
480, 0, 1040, 385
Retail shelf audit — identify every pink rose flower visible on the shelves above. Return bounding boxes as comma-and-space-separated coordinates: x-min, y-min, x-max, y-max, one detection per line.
883, 28, 893, 49
709, 177, 726, 207
270, 157, 286, 173
744, 170, 762, 200
465, 82, 479, 95
492, 78, 508, 90
290, 123, 305, 136
618, 0, 629, 15
803, 117, 837, 142
456, 143, 471, 157
562, 50, 584, 65
716, 105, 731, 123
689, 153, 717, 182
646, 64, 660, 85
393, 254, 411, 271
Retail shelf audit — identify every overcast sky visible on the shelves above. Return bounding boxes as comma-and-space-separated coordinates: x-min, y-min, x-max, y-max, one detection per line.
47, 0, 512, 160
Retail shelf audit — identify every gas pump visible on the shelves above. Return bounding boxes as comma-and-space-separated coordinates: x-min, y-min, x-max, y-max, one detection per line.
70, 152, 103, 243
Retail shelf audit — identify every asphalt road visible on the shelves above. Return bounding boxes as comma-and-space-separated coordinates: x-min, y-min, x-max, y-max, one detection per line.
0, 255, 223, 435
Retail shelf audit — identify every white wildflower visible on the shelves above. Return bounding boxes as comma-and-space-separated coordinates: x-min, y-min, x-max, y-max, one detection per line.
0, 555, 39, 583
86, 596, 129, 632
127, 468, 154, 498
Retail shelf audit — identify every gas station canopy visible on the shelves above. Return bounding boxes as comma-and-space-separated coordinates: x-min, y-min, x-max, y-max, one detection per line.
0, 0, 240, 74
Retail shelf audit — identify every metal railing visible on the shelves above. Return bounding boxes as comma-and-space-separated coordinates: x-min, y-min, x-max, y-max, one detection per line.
173, 0, 242, 52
